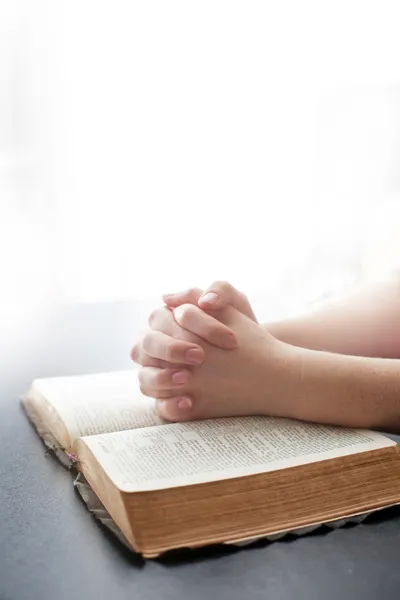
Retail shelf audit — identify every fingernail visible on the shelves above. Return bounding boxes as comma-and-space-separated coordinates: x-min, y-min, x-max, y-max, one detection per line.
223, 333, 237, 349
199, 292, 219, 306
177, 397, 193, 410
186, 348, 204, 364
172, 370, 188, 385
163, 293, 176, 300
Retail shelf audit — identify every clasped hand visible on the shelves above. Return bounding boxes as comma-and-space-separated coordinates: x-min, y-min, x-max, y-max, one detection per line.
131, 282, 289, 422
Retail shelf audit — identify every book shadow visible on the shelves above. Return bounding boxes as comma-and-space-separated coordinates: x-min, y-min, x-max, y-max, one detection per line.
156, 505, 400, 567
157, 527, 332, 567
360, 504, 400, 525
77, 502, 400, 569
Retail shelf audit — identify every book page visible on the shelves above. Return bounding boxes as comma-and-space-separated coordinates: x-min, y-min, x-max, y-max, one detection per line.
80, 416, 396, 492
31, 370, 160, 443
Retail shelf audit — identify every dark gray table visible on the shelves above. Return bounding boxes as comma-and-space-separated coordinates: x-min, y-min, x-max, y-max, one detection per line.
1, 301, 400, 600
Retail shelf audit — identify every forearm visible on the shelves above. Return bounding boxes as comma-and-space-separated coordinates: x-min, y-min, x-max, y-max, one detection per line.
264, 277, 400, 358
277, 343, 400, 432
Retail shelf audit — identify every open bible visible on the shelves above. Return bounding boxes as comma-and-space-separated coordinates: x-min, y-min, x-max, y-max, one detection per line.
22, 370, 400, 558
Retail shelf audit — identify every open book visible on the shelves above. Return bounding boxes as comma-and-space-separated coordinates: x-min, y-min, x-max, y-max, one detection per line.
22, 370, 400, 558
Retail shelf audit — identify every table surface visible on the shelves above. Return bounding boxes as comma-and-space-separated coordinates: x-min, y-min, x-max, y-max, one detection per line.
1, 300, 400, 600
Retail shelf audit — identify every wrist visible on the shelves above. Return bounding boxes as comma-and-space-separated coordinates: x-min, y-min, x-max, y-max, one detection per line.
258, 338, 304, 420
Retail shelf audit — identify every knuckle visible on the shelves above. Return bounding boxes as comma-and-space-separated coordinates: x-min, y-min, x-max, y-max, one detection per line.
141, 331, 154, 353
141, 355, 159, 367
212, 280, 233, 295
154, 369, 167, 388
176, 303, 195, 326
148, 308, 160, 328
151, 306, 174, 333
165, 341, 182, 362
130, 344, 139, 363
139, 383, 151, 397
186, 287, 200, 297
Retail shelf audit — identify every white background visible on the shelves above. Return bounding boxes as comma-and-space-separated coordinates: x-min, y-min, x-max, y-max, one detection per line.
2, 0, 400, 329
